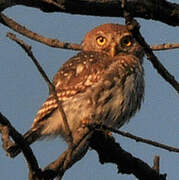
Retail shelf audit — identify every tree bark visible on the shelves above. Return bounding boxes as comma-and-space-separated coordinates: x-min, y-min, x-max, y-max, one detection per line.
0, 0, 179, 26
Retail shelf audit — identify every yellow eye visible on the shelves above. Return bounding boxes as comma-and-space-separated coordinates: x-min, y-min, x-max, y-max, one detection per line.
96, 36, 107, 46
121, 35, 133, 47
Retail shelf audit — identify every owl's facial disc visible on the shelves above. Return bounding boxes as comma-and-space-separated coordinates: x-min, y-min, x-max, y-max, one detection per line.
81, 23, 143, 58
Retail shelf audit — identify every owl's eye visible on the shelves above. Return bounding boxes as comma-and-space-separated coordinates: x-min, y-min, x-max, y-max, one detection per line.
120, 35, 133, 48
96, 36, 107, 46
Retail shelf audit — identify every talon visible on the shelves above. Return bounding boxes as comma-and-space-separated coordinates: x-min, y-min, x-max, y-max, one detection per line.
81, 118, 90, 128
107, 131, 113, 136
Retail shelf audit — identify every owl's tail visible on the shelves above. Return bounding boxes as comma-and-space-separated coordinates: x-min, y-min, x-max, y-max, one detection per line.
7, 128, 41, 158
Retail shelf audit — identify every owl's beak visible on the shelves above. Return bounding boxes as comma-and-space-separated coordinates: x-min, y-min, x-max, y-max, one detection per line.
110, 42, 118, 57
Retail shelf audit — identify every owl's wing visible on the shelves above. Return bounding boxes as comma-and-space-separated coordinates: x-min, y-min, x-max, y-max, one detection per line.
32, 51, 111, 127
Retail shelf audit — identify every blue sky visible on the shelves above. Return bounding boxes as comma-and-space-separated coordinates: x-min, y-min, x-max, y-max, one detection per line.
0, 1, 178, 180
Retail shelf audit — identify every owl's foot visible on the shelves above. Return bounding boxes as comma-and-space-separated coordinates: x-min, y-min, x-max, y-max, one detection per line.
81, 118, 91, 128
106, 131, 113, 136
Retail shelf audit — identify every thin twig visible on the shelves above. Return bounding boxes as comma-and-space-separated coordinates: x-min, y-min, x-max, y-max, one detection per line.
90, 124, 179, 153
7, 32, 73, 145
151, 43, 179, 51
42, 0, 65, 10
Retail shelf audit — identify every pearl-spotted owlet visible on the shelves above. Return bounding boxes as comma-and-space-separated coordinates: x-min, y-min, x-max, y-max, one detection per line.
8, 23, 144, 157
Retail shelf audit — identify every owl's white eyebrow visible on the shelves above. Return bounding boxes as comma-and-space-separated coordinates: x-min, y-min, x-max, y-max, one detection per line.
95, 31, 106, 36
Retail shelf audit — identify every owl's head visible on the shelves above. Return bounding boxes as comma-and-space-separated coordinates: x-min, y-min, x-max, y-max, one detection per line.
81, 23, 144, 58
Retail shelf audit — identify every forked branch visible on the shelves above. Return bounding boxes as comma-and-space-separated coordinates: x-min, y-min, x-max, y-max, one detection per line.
89, 130, 166, 180
0, 111, 167, 180
0, 113, 42, 179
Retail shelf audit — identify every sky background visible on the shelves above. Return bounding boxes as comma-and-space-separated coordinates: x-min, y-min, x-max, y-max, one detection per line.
0, 1, 178, 179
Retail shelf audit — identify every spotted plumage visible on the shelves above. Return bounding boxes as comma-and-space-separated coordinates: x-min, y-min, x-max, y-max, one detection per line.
8, 23, 145, 157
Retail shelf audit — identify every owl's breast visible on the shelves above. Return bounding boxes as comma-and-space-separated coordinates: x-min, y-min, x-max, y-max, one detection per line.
57, 53, 144, 138
91, 55, 145, 128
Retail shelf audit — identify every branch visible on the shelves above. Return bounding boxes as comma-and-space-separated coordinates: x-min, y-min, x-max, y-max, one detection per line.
89, 130, 166, 180
1, 113, 167, 180
0, 13, 81, 51
0, 113, 92, 179
1, 12, 179, 53
0, 0, 179, 26
44, 129, 168, 180
43, 127, 92, 179
90, 123, 179, 153
0, 113, 42, 179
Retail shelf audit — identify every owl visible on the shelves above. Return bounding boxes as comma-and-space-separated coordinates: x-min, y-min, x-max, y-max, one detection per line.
8, 23, 144, 157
